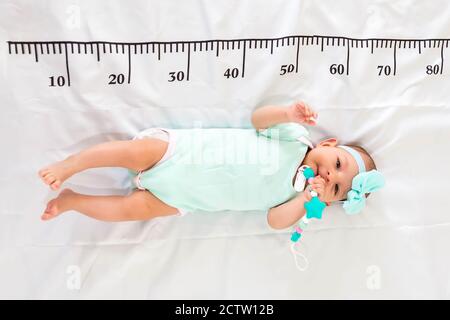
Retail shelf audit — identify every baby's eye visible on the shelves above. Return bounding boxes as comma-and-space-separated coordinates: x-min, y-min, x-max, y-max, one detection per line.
336, 158, 341, 169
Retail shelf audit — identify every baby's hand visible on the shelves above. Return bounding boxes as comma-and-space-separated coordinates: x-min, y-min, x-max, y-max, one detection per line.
287, 101, 318, 125
307, 176, 329, 203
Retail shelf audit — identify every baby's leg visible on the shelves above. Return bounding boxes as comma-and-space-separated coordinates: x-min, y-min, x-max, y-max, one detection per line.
41, 188, 179, 221
38, 138, 168, 190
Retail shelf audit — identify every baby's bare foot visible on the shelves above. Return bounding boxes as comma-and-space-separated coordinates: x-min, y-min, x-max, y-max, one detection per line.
38, 156, 77, 191
41, 188, 76, 221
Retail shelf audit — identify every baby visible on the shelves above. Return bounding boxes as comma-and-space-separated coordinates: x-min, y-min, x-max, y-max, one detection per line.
38, 102, 384, 228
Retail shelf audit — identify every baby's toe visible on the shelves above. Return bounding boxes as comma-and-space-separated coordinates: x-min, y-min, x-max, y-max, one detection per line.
38, 168, 50, 178
44, 174, 56, 185
41, 213, 51, 220
41, 201, 58, 221
50, 180, 61, 190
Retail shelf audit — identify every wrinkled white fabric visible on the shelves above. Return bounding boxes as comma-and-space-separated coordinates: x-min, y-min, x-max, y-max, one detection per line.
0, 0, 449, 299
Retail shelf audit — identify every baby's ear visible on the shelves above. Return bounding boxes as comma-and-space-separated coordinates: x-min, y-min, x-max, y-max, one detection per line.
317, 137, 338, 147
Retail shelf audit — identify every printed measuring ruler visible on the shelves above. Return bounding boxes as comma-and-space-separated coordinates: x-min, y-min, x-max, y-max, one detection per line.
6, 35, 448, 88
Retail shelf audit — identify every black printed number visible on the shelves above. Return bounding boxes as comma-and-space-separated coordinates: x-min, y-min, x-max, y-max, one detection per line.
108, 74, 125, 85
329, 64, 345, 75
224, 68, 239, 79
280, 64, 295, 75
168, 71, 185, 82
426, 64, 440, 75
377, 65, 392, 76
49, 76, 66, 87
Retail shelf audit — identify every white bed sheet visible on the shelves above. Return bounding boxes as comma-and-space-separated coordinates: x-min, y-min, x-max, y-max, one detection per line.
0, 0, 449, 299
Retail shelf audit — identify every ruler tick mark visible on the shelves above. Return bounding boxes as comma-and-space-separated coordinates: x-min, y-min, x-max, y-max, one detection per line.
393, 40, 397, 75
295, 36, 300, 73
34, 44, 38, 62
346, 39, 350, 75
242, 41, 246, 78
187, 42, 190, 81
127, 45, 131, 84
64, 43, 71, 87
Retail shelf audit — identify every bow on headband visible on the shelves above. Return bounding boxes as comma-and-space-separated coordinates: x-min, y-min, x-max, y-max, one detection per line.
342, 169, 385, 215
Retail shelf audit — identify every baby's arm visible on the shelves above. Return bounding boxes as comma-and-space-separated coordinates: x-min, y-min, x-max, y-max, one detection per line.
267, 192, 308, 230
251, 102, 317, 130
251, 105, 290, 130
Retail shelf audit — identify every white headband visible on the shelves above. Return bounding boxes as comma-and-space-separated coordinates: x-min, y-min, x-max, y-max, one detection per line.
337, 146, 366, 173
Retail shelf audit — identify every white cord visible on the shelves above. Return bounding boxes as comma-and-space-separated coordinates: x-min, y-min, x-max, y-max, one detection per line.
290, 242, 309, 271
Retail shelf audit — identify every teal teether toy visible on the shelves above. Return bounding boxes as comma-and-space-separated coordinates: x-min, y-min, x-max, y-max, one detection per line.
290, 165, 327, 271
304, 193, 326, 219
290, 165, 326, 242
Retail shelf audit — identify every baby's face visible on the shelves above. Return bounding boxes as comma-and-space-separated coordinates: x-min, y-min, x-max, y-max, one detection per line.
302, 138, 360, 203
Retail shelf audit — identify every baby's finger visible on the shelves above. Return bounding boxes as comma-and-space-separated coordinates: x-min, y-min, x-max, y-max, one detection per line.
304, 191, 312, 201
314, 187, 325, 199
296, 102, 306, 112
304, 105, 312, 116
313, 176, 325, 184
311, 183, 323, 193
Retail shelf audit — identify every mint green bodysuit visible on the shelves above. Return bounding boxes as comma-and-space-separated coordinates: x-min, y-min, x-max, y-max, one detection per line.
128, 123, 311, 213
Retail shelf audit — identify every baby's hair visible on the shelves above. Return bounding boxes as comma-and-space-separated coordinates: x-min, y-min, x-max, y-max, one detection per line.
345, 145, 377, 199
